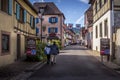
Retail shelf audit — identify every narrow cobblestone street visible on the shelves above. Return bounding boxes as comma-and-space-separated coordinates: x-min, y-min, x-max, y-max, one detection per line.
27, 45, 120, 80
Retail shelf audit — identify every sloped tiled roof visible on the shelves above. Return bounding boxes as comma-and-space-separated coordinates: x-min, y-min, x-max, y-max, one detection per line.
23, 0, 37, 13
33, 2, 63, 15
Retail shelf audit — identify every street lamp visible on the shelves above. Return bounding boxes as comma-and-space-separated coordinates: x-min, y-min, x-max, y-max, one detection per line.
38, 8, 44, 42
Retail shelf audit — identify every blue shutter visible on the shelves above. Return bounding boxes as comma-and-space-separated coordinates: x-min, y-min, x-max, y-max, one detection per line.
8, 0, 12, 15
48, 28, 51, 33
55, 28, 58, 33
55, 17, 58, 23
49, 17, 52, 23
36, 18, 39, 23
16, 4, 20, 20
36, 27, 39, 33
24, 10, 27, 23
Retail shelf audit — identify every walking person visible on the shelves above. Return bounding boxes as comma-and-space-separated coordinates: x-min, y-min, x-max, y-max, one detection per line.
51, 42, 59, 65
44, 42, 51, 64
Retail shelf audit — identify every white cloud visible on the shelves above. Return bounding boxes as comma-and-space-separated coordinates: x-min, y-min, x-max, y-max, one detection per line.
75, 15, 84, 24
79, 0, 89, 4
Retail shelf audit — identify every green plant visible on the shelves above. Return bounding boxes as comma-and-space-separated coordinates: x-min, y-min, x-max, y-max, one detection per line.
26, 40, 47, 62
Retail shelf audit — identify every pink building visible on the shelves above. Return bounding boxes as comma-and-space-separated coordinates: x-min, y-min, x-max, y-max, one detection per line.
34, 2, 65, 46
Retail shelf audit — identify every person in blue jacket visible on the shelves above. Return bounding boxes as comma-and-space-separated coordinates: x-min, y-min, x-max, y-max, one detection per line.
50, 42, 59, 64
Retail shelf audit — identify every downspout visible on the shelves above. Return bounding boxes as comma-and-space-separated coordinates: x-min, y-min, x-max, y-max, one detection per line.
60, 15, 63, 46
111, 0, 115, 61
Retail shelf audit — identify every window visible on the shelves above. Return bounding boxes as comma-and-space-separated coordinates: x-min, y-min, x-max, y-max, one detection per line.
1, 0, 9, 13
99, 0, 102, 8
19, 7, 24, 22
101, 0, 104, 6
97, 0, 100, 11
95, 1, 97, 13
49, 17, 58, 23
104, 0, 107, 4
48, 27, 58, 33
1, 31, 10, 54
96, 26, 98, 38
16, 3, 26, 23
99, 23, 102, 37
104, 20, 108, 37
0, 0, 12, 15
30, 16, 36, 29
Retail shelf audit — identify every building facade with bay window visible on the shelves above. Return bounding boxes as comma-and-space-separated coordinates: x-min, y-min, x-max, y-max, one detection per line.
0, 0, 37, 67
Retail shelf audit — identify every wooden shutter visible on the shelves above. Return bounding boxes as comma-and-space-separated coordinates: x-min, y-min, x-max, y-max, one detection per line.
36, 18, 39, 24
34, 18, 36, 28
0, 0, 1, 10
49, 17, 52, 23
55, 28, 58, 33
48, 28, 51, 33
8, 0, 12, 15
55, 17, 58, 23
16, 4, 20, 20
24, 10, 27, 23
30, 16, 33, 27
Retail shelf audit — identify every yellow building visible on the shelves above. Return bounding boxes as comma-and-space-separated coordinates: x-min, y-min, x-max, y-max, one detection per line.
0, 0, 37, 67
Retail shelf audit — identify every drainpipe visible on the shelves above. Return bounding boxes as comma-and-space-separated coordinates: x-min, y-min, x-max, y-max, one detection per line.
60, 15, 62, 46
110, 0, 115, 61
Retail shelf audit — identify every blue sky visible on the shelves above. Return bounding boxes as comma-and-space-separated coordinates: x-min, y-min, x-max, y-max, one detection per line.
30, 0, 90, 27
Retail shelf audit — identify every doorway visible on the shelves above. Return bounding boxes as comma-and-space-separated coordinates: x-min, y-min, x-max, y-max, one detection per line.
17, 34, 21, 60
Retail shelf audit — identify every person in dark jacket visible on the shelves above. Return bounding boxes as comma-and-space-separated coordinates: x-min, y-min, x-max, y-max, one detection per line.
50, 42, 59, 64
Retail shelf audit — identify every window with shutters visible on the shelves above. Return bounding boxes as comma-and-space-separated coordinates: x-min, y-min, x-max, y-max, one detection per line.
30, 15, 35, 29
49, 17, 58, 23
0, 0, 12, 15
1, 31, 10, 55
1, 0, 9, 13
48, 27, 58, 33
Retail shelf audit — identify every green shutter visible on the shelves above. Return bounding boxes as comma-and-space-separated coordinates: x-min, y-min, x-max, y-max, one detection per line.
0, 0, 1, 10
24, 10, 27, 23
30, 16, 33, 27
16, 4, 20, 20
8, 0, 12, 15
